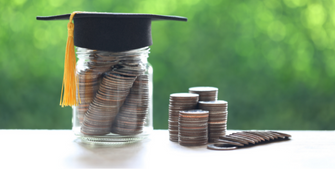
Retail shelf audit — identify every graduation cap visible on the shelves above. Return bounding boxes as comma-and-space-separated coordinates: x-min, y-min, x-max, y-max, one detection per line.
36, 12, 187, 52
36, 12, 187, 107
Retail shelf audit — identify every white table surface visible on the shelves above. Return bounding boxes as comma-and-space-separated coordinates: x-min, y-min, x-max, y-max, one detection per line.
0, 130, 334, 169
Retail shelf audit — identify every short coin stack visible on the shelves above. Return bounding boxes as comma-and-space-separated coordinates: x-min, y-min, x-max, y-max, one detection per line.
189, 87, 218, 101
111, 74, 149, 135
168, 93, 199, 142
199, 100, 228, 142
179, 110, 209, 146
81, 72, 137, 135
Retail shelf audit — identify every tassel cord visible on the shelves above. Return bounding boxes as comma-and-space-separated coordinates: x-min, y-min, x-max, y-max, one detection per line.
60, 12, 81, 107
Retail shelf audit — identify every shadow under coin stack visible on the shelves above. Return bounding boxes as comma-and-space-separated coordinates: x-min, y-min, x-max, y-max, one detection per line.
189, 87, 218, 102
168, 93, 199, 142
111, 75, 149, 135
198, 100, 228, 142
179, 110, 209, 146
81, 72, 137, 135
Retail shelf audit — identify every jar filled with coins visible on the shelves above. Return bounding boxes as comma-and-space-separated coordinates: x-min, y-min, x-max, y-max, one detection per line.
37, 12, 187, 144
72, 47, 152, 143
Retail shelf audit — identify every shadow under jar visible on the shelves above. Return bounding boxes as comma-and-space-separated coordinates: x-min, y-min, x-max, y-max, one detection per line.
72, 47, 153, 144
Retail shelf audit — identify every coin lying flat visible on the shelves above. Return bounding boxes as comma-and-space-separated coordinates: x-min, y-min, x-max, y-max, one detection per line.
216, 139, 244, 146
219, 136, 249, 145
244, 131, 271, 141
231, 132, 260, 143
207, 144, 237, 150
170, 93, 200, 99
270, 131, 291, 138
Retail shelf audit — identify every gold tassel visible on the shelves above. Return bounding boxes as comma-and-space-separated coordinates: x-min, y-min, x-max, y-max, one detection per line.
60, 11, 81, 107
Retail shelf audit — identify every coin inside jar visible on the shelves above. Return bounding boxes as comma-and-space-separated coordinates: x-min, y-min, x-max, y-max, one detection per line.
111, 74, 150, 135
79, 54, 149, 135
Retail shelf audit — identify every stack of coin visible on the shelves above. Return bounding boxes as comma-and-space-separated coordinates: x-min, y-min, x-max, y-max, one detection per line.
111, 74, 149, 135
189, 86, 218, 101
77, 70, 100, 123
169, 93, 199, 142
112, 49, 147, 77
198, 100, 228, 143
81, 72, 137, 135
78, 48, 151, 136
77, 51, 120, 124
87, 54, 120, 73
178, 110, 209, 146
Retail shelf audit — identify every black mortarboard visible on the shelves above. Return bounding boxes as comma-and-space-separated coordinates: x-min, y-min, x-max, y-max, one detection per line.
36, 12, 187, 52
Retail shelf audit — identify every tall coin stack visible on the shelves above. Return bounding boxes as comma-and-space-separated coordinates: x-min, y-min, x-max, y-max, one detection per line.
77, 70, 100, 124
111, 75, 149, 135
178, 110, 209, 146
81, 72, 137, 135
76, 49, 122, 124
189, 87, 218, 101
168, 93, 199, 142
198, 100, 228, 142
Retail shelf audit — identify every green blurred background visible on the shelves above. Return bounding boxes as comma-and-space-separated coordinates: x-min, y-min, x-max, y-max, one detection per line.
1, 0, 334, 130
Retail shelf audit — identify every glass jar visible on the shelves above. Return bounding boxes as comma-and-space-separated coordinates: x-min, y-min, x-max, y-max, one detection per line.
72, 47, 153, 144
